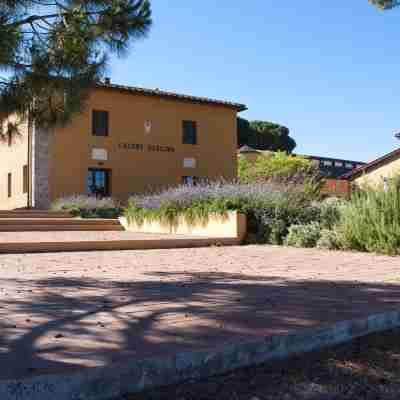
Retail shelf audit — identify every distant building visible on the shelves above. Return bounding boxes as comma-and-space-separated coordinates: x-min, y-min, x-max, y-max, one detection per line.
299, 155, 366, 179
238, 146, 365, 179
342, 147, 400, 187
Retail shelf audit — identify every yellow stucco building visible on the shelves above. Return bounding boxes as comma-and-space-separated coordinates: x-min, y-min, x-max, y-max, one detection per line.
1, 83, 246, 210
344, 147, 400, 188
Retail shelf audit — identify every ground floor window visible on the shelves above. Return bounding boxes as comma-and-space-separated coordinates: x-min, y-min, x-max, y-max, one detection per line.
7, 173, 11, 198
87, 169, 111, 197
23, 165, 28, 194
182, 176, 198, 186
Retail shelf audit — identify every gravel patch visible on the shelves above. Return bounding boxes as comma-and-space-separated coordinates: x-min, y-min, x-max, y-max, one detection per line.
128, 329, 400, 400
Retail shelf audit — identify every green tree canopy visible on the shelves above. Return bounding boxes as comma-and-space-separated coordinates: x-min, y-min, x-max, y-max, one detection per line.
238, 152, 318, 183
370, 0, 400, 9
238, 152, 322, 198
0, 0, 152, 137
238, 117, 297, 153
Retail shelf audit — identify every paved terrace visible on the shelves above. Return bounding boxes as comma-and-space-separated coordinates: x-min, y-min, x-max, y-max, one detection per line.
1, 245, 400, 384
0, 231, 198, 242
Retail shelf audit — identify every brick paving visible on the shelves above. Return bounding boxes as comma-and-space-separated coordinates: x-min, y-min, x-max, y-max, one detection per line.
0, 231, 203, 242
0, 245, 399, 382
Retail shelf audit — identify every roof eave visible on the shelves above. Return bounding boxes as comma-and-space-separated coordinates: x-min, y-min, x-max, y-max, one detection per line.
96, 83, 247, 112
342, 148, 400, 180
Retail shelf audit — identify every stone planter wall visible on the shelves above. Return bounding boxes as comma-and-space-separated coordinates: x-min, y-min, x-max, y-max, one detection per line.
120, 211, 247, 242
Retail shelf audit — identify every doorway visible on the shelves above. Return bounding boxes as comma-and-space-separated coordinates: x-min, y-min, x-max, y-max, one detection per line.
87, 169, 111, 198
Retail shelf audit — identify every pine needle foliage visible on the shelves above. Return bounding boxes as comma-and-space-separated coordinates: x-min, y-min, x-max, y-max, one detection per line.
0, 0, 152, 138
370, 0, 400, 10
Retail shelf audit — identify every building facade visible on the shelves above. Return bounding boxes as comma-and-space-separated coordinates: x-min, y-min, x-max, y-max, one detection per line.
1, 84, 246, 210
343, 147, 400, 188
0, 119, 29, 210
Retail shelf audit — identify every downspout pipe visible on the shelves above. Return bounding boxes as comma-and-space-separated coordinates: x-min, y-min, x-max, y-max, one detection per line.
27, 112, 34, 209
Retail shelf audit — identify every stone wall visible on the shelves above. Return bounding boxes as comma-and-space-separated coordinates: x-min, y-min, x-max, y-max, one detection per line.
32, 125, 53, 209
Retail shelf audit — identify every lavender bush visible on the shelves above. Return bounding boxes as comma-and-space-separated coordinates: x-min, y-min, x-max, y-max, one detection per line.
52, 195, 121, 218
128, 182, 284, 210
126, 182, 322, 243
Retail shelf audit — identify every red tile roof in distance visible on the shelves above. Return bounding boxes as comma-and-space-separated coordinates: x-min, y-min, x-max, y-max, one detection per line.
342, 147, 400, 180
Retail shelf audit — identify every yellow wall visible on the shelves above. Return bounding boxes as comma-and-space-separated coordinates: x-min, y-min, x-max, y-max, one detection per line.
239, 152, 261, 163
0, 120, 28, 210
121, 211, 247, 241
50, 88, 238, 202
354, 158, 400, 188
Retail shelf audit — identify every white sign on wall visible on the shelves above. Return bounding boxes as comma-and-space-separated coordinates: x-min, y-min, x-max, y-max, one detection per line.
183, 158, 196, 168
144, 121, 152, 134
92, 148, 108, 161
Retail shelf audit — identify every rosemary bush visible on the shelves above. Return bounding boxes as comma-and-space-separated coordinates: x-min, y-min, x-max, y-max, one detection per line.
338, 184, 400, 255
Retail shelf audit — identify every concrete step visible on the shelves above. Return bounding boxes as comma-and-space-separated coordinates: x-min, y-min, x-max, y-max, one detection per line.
0, 225, 125, 232
0, 237, 239, 253
0, 218, 121, 226
0, 211, 72, 219
0, 217, 124, 232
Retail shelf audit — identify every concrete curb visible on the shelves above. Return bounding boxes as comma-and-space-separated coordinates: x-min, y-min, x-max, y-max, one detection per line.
0, 237, 241, 254
1, 311, 400, 400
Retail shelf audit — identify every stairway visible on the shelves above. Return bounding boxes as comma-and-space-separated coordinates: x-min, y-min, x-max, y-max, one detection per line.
0, 210, 72, 219
0, 210, 124, 232
0, 210, 240, 254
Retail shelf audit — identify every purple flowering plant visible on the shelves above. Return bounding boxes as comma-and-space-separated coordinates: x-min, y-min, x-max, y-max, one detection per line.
52, 195, 121, 218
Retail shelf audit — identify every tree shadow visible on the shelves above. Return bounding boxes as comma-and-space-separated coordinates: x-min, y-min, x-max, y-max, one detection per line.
1, 270, 400, 382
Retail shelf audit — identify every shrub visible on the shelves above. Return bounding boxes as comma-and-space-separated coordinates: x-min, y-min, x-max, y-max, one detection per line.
337, 184, 400, 255
284, 223, 322, 248
239, 151, 320, 181
237, 156, 254, 184
317, 197, 346, 229
125, 182, 321, 244
52, 195, 121, 218
252, 195, 321, 244
316, 229, 341, 250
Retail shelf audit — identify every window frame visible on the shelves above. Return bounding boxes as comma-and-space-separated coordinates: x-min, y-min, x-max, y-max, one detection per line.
87, 168, 112, 197
92, 110, 109, 137
7, 173, 12, 198
182, 120, 197, 145
23, 165, 28, 194
322, 160, 333, 167
182, 176, 198, 186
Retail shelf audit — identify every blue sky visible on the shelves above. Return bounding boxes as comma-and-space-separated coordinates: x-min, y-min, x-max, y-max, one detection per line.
109, 0, 400, 162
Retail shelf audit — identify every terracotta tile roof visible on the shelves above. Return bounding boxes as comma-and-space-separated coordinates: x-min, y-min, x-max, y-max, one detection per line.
97, 83, 247, 112
342, 147, 400, 180
238, 145, 260, 153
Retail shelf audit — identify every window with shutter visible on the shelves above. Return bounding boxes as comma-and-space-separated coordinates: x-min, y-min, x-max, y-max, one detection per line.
182, 121, 197, 145
92, 110, 109, 136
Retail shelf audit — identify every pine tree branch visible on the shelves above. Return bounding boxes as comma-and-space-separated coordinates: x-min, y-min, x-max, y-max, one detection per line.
9, 11, 100, 28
